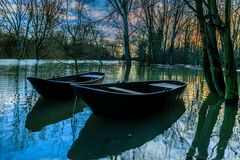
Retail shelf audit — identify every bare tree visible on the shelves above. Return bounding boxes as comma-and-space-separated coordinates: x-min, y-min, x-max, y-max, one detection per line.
167, 0, 186, 65
232, 1, 240, 53
28, 0, 63, 59
138, 0, 158, 64
0, 0, 31, 58
106, 0, 133, 66
88, 29, 106, 65
57, 0, 95, 73
184, 0, 238, 103
154, 0, 167, 64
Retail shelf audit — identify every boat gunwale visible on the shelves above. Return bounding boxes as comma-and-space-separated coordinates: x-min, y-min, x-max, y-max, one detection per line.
71, 80, 187, 96
27, 72, 105, 84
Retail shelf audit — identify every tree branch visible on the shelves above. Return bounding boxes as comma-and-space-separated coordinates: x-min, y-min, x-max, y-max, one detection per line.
182, 0, 197, 13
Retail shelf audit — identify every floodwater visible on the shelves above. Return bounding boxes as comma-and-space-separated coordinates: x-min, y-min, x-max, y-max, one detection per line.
0, 59, 239, 160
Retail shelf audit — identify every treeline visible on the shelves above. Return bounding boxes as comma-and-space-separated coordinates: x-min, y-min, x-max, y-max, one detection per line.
0, 31, 117, 60
0, 0, 240, 65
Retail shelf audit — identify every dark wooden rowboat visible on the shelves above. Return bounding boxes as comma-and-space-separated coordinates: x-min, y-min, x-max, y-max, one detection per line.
27, 72, 104, 99
71, 80, 187, 117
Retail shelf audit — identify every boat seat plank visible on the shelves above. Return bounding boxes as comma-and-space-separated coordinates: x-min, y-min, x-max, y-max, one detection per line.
108, 87, 144, 95
149, 83, 181, 89
81, 74, 101, 78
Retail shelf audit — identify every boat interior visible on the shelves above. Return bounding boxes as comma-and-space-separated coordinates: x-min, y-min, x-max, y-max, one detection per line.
92, 82, 184, 94
50, 74, 101, 82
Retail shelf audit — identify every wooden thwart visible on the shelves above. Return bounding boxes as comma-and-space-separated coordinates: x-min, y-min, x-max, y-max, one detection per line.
108, 87, 144, 95
149, 83, 181, 89
81, 74, 101, 78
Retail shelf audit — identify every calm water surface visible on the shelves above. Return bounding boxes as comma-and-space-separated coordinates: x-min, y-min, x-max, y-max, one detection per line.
0, 59, 240, 160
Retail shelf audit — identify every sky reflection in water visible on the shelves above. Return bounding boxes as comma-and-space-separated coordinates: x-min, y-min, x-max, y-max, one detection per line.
0, 60, 239, 160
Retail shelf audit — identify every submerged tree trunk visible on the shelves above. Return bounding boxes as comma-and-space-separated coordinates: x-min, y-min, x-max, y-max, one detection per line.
202, 48, 218, 94
194, 0, 226, 97
74, 59, 79, 74
187, 0, 238, 103
35, 42, 40, 60
195, 0, 221, 95
205, 20, 226, 97
221, 23, 239, 103
123, 16, 132, 66
211, 0, 238, 103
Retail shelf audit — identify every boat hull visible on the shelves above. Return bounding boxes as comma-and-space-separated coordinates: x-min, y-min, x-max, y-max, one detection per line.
72, 80, 187, 117
27, 72, 104, 99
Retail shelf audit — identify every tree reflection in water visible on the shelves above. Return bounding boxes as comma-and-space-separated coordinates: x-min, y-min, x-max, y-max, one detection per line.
214, 104, 238, 160
1, 60, 239, 159
186, 93, 238, 160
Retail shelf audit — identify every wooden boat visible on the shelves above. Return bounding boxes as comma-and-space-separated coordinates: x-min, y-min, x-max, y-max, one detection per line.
67, 100, 185, 159
27, 72, 104, 99
71, 80, 187, 117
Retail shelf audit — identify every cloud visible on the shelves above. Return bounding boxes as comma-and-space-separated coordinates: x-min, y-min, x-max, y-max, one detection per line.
61, 14, 78, 20
88, 9, 107, 20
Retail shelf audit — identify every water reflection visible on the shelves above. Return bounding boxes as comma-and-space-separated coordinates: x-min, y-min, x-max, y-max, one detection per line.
186, 94, 238, 160
214, 104, 238, 160
67, 100, 185, 160
124, 66, 131, 81
0, 60, 240, 159
25, 98, 86, 131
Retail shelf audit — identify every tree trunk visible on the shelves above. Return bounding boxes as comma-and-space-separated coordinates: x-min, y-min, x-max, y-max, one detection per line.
138, 41, 146, 65
74, 59, 79, 74
220, 0, 239, 104
123, 16, 132, 66
184, 0, 238, 103
168, 30, 176, 65
195, 0, 225, 96
35, 45, 39, 60
222, 29, 239, 103
202, 47, 218, 94
168, 12, 178, 65
205, 20, 226, 97
154, 28, 163, 64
